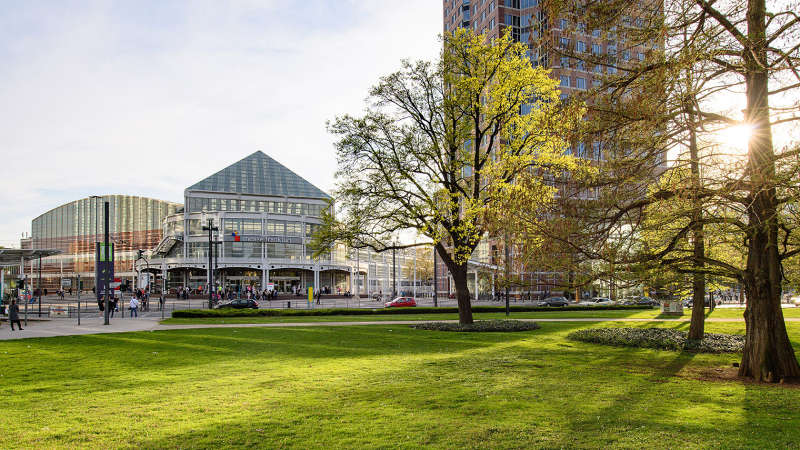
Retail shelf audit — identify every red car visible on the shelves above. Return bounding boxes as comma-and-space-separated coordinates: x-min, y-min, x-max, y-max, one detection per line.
384, 297, 417, 308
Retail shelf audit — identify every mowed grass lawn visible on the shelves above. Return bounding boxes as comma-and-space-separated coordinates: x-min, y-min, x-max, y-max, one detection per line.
2, 320, 800, 448
161, 305, 800, 324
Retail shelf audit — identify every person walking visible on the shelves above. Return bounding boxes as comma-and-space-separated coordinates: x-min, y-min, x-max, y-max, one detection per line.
8, 299, 22, 331
130, 296, 139, 318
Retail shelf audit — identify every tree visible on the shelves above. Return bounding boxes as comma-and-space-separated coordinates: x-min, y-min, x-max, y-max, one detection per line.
312, 29, 584, 324
522, 0, 800, 381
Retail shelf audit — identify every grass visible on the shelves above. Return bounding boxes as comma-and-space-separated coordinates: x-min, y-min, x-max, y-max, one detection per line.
160, 305, 800, 324
2, 320, 800, 448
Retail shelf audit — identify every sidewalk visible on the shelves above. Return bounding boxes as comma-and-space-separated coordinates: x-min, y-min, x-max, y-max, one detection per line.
0, 315, 781, 341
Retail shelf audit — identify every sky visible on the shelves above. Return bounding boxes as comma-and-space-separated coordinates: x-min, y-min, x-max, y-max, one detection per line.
0, 0, 443, 247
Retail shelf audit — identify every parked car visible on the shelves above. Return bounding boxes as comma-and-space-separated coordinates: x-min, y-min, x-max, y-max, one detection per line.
684, 297, 713, 308
217, 298, 259, 309
541, 296, 569, 307
385, 297, 416, 308
636, 297, 659, 306
579, 297, 614, 306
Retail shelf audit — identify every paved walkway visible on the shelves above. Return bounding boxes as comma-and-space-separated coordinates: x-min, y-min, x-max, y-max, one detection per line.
0, 315, 780, 341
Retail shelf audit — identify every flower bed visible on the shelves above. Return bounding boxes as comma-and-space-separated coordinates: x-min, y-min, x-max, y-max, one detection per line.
567, 327, 745, 353
410, 320, 541, 332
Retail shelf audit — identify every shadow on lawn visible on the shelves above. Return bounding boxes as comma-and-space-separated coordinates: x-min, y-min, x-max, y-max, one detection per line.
132, 322, 736, 448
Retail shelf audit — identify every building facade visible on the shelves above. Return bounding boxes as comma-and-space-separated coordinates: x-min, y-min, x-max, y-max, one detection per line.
442, 0, 662, 299
146, 151, 438, 299
24, 195, 181, 292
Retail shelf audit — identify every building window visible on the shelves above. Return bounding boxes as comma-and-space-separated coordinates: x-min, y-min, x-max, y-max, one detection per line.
560, 75, 570, 87
576, 41, 586, 53
576, 77, 586, 90
592, 43, 601, 55
560, 56, 570, 68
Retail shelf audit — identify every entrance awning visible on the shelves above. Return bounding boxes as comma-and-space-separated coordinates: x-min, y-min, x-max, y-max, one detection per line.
0, 249, 63, 267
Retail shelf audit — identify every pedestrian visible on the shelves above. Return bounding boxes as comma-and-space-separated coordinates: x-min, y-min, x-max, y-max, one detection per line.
159, 295, 164, 311
130, 296, 139, 318
109, 297, 117, 318
8, 299, 22, 331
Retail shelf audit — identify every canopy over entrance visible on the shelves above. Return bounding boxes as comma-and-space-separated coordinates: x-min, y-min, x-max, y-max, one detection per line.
0, 249, 63, 267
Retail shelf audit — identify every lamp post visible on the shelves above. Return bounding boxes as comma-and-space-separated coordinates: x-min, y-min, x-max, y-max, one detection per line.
392, 245, 397, 298
433, 247, 438, 308
505, 234, 510, 317
90, 195, 101, 298
103, 200, 110, 325
202, 219, 218, 309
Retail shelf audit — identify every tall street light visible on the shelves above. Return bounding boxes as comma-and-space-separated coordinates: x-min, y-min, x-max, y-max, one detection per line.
90, 195, 102, 297
202, 219, 218, 309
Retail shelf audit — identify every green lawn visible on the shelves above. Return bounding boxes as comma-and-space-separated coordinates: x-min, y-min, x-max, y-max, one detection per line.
2, 320, 800, 448
160, 306, 800, 324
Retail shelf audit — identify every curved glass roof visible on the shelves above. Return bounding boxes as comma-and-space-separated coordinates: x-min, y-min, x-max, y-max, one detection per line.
186, 151, 330, 199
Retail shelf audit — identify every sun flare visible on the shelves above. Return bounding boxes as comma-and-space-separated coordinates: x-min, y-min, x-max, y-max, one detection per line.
716, 124, 754, 153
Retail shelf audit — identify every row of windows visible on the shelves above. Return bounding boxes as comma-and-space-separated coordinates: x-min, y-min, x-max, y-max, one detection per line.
187, 197, 326, 217
563, 142, 606, 161
184, 242, 324, 261
179, 219, 320, 238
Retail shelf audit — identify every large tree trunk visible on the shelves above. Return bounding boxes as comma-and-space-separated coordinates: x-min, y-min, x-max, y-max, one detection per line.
688, 119, 705, 340
450, 263, 474, 325
739, 253, 799, 381
689, 265, 706, 340
738, 0, 800, 381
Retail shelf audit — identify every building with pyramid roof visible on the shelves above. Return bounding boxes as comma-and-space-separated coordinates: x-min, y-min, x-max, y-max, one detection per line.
144, 151, 435, 301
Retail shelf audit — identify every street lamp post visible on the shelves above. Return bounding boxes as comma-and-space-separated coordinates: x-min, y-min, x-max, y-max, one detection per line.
103, 201, 110, 326
505, 234, 510, 317
202, 219, 218, 309
392, 246, 397, 297
38, 255, 42, 317
90, 195, 101, 299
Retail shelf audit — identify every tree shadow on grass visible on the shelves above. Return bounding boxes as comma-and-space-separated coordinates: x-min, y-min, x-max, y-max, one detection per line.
0, 325, 535, 402
129, 322, 744, 448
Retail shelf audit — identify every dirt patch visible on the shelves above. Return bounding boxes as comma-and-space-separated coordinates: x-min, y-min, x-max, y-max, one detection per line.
679, 366, 800, 388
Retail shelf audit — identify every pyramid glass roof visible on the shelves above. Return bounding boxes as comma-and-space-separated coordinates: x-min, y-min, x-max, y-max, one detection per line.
187, 151, 330, 199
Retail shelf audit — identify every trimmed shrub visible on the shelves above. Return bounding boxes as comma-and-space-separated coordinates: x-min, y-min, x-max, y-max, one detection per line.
567, 327, 745, 353
171, 304, 652, 319
411, 320, 541, 332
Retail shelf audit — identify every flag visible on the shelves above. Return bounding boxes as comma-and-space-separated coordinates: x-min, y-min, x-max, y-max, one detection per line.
232, 231, 240, 242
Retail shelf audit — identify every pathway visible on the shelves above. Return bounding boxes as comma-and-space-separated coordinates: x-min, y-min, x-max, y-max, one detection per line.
0, 315, 780, 341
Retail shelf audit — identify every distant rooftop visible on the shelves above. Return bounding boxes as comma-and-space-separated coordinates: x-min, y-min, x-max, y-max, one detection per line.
187, 151, 330, 199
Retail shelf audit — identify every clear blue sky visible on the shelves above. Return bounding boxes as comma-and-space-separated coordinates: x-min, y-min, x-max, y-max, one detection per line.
0, 0, 442, 246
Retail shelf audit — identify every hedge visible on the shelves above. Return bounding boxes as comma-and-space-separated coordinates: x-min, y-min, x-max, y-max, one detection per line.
171, 304, 653, 318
